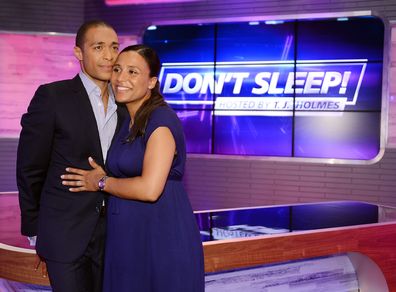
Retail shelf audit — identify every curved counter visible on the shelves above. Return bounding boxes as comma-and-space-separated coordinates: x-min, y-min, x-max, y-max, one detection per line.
2, 193, 396, 290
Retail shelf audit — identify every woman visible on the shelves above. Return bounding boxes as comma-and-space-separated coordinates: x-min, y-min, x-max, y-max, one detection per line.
61, 44, 205, 291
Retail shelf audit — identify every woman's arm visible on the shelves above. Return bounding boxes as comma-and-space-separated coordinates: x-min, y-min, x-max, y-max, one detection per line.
62, 126, 176, 202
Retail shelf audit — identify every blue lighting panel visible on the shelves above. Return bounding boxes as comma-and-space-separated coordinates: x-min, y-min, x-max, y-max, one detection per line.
214, 115, 292, 156
175, 109, 212, 154
294, 112, 381, 159
296, 16, 384, 61
216, 21, 295, 62
143, 24, 215, 63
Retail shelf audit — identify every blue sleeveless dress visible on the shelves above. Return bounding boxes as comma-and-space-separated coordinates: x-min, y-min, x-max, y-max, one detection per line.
103, 106, 204, 292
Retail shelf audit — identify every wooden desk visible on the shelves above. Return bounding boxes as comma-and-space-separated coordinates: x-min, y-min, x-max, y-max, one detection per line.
2, 192, 396, 291
0, 192, 49, 285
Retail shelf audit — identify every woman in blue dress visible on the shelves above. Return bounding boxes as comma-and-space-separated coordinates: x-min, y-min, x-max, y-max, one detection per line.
62, 44, 205, 291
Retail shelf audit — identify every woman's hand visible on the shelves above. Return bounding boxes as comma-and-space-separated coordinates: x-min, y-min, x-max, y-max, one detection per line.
61, 157, 106, 192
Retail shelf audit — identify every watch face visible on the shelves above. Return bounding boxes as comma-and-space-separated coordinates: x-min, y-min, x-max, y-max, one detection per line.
98, 176, 106, 190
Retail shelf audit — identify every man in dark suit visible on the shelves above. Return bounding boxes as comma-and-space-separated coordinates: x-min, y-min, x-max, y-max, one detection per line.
17, 20, 124, 292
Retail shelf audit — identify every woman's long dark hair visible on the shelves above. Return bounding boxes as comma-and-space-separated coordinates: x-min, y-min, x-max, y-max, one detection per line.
121, 44, 167, 142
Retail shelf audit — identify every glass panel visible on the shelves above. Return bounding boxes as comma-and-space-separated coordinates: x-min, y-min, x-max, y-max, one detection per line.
291, 201, 378, 231
210, 207, 290, 240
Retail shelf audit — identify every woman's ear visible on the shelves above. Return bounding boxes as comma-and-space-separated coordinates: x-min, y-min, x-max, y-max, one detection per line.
148, 77, 158, 89
73, 46, 83, 61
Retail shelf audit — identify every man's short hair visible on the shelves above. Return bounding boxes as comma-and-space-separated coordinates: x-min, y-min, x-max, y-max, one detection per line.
75, 20, 115, 49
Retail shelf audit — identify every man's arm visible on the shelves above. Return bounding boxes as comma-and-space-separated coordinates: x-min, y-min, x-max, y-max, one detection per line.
17, 85, 55, 236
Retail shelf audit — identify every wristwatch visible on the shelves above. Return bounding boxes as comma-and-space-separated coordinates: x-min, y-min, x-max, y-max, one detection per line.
98, 175, 109, 191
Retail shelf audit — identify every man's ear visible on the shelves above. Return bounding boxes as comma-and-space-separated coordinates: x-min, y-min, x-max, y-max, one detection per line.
149, 77, 158, 89
74, 46, 83, 61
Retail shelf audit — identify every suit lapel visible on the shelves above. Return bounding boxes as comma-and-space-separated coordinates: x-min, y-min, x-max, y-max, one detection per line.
72, 75, 104, 166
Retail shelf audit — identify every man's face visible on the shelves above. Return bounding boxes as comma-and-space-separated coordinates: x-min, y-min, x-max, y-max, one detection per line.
74, 26, 119, 85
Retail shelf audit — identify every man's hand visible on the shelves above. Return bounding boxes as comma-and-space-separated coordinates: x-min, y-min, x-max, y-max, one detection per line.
34, 254, 48, 278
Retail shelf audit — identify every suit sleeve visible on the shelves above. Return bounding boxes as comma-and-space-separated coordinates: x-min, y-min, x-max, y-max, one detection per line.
17, 85, 55, 236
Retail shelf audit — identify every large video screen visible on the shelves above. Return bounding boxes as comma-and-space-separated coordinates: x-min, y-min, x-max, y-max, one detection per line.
143, 16, 385, 160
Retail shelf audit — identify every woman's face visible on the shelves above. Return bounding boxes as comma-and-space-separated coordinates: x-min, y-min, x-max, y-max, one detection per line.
111, 51, 157, 107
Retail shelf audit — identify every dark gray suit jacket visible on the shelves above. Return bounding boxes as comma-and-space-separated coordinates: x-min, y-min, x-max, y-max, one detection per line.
17, 74, 126, 262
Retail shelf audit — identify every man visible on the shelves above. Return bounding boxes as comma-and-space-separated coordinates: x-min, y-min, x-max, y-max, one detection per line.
17, 20, 125, 292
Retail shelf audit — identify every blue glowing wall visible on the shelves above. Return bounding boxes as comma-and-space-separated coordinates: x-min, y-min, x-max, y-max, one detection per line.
143, 16, 384, 159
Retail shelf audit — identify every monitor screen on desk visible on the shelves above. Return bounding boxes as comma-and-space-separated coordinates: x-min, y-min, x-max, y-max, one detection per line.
196, 201, 379, 242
